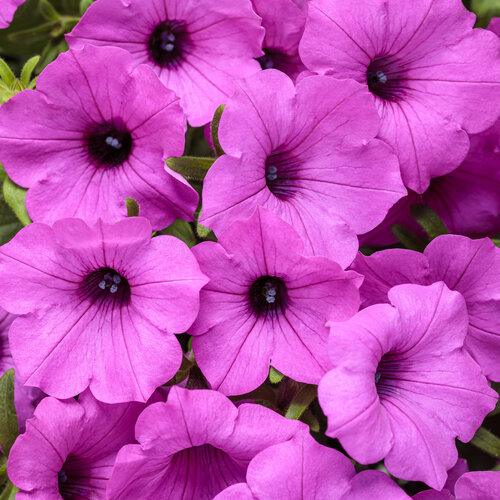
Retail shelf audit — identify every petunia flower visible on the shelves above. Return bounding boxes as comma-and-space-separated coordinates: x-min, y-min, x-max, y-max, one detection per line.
189, 207, 362, 395
214, 430, 411, 499
319, 282, 497, 490
107, 386, 304, 500
300, 0, 500, 193
414, 469, 500, 499
0, 0, 25, 29
0, 217, 208, 403
66, 0, 264, 126
7, 390, 157, 499
352, 235, 500, 381
201, 69, 405, 263
252, 0, 308, 80
0, 308, 43, 438
0, 44, 197, 230
360, 144, 500, 247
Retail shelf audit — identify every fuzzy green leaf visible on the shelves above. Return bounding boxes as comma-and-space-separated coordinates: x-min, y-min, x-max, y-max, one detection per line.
269, 366, 285, 384
160, 219, 197, 248
3, 177, 31, 226
166, 156, 214, 181
211, 105, 225, 157
21, 55, 40, 88
410, 203, 448, 240
0, 370, 19, 456
391, 224, 427, 252
0, 59, 15, 88
125, 198, 139, 218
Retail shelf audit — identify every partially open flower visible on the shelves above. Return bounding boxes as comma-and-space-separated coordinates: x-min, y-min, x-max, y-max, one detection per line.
319, 282, 497, 489
107, 386, 304, 500
8, 390, 157, 499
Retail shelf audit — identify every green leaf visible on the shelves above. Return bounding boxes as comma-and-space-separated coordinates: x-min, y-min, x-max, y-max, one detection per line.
159, 219, 197, 248
410, 203, 448, 240
39, 0, 61, 21
211, 104, 225, 157
269, 366, 284, 384
491, 238, 500, 248
79, 0, 94, 15
391, 224, 427, 252
3, 177, 31, 226
0, 370, 19, 456
166, 156, 215, 181
125, 198, 139, 217
470, 427, 500, 457
0, 480, 19, 500
471, 0, 500, 25
195, 223, 217, 242
285, 384, 317, 420
0, 178, 23, 244
0, 59, 15, 88
7, 23, 55, 44
21, 55, 40, 88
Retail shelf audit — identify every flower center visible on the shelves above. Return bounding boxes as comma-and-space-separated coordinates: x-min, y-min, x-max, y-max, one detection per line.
87, 122, 132, 167
249, 275, 288, 318
148, 20, 189, 68
367, 57, 405, 101
80, 267, 130, 305
264, 152, 300, 200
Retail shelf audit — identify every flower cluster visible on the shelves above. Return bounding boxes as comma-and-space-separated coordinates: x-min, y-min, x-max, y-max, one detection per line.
0, 0, 499, 498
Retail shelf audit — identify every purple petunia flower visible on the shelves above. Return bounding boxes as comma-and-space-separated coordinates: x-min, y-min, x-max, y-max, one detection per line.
300, 0, 500, 193
189, 207, 362, 395
352, 235, 500, 381
0, 0, 25, 28
319, 282, 497, 489
0, 308, 43, 437
8, 390, 156, 499
214, 430, 411, 499
201, 69, 405, 262
252, 0, 308, 79
414, 470, 500, 499
107, 386, 304, 500
0, 45, 197, 230
360, 144, 500, 246
0, 217, 208, 403
66, 0, 264, 126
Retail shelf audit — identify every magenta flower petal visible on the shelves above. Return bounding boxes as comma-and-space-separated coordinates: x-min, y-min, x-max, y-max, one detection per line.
7, 390, 154, 499
0, 0, 25, 28
107, 386, 304, 500
319, 282, 497, 489
0, 45, 197, 230
353, 235, 500, 381
0, 217, 208, 402
0, 308, 43, 437
201, 70, 405, 260
190, 207, 361, 395
300, 0, 500, 193
345, 470, 411, 499
67, 0, 264, 126
252, 0, 308, 79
